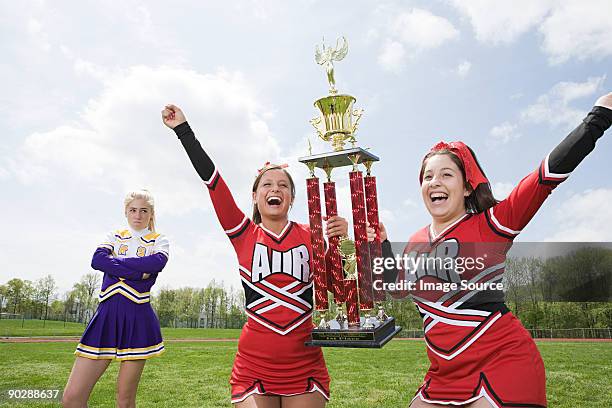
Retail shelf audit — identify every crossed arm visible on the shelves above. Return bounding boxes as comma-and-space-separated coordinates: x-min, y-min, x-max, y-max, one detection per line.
91, 248, 168, 280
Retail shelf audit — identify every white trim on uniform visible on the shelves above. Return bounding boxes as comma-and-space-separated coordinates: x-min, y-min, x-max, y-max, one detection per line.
204, 167, 219, 186
245, 309, 312, 336
246, 280, 301, 310
419, 301, 491, 317
425, 312, 503, 361
437, 262, 505, 304
429, 214, 470, 241
411, 387, 500, 407
261, 280, 313, 309
240, 277, 307, 314
488, 208, 521, 235
544, 153, 571, 179
99, 282, 151, 304
417, 309, 480, 328
231, 386, 263, 404
230, 383, 329, 404
259, 221, 291, 239
225, 215, 249, 234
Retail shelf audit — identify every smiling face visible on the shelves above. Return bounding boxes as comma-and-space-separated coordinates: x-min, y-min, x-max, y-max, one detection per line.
125, 198, 152, 231
420, 153, 470, 224
252, 168, 294, 223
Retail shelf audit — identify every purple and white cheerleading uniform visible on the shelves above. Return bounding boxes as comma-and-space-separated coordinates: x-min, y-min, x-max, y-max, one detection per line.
75, 228, 169, 360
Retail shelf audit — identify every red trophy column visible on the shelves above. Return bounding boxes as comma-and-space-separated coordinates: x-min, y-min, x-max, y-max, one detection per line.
306, 177, 328, 311
345, 278, 359, 326
349, 170, 374, 310
323, 181, 345, 304
365, 173, 385, 302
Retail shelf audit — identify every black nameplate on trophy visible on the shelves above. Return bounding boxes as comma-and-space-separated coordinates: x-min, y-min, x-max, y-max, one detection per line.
298, 147, 379, 170
305, 318, 401, 348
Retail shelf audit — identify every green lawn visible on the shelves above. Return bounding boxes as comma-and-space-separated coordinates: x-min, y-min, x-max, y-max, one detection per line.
0, 340, 610, 407
0, 319, 86, 337
0, 319, 242, 339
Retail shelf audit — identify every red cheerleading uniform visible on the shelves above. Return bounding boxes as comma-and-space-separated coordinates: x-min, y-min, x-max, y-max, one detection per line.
391, 106, 612, 407
174, 122, 329, 404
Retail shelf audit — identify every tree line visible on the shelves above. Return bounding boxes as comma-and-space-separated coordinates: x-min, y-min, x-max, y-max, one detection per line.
502, 247, 611, 329
0, 275, 247, 329
152, 281, 247, 328
2, 246, 610, 332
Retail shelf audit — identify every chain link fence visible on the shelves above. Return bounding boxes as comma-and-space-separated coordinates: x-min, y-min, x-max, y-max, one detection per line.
397, 327, 612, 339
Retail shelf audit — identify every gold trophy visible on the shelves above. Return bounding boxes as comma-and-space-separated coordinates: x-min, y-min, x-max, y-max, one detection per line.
302, 37, 401, 348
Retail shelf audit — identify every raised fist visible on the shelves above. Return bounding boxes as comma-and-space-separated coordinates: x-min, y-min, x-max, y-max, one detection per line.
161, 104, 187, 129
595, 93, 612, 110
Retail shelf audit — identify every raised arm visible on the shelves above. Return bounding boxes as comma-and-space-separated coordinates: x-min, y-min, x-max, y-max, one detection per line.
547, 95, 612, 175
485, 95, 612, 240
162, 105, 251, 242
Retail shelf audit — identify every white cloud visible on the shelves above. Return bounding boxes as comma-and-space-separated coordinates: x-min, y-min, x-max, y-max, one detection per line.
378, 40, 406, 73
379, 208, 396, 223
540, 0, 612, 64
491, 182, 514, 200
0, 166, 9, 180
456, 60, 472, 77
547, 188, 612, 241
10, 65, 280, 215
487, 76, 604, 146
488, 121, 520, 145
521, 76, 606, 129
376, 8, 459, 72
2, 65, 281, 292
365, 28, 380, 44
403, 198, 418, 208
26, 16, 51, 52
390, 9, 459, 51
450, 0, 612, 64
73, 58, 110, 81
449, 0, 551, 44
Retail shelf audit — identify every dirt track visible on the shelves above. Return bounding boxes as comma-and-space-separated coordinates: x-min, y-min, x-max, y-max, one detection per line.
2, 337, 611, 343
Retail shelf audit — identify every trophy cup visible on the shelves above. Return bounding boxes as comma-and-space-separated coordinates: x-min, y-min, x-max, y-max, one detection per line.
302, 37, 401, 348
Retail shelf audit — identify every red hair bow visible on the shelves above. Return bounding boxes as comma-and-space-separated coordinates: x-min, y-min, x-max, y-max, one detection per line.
421, 141, 488, 190
257, 161, 289, 175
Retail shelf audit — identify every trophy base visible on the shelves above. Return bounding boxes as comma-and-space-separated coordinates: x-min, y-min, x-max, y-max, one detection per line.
305, 317, 401, 348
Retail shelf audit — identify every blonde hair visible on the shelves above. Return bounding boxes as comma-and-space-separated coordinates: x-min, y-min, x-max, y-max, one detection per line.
124, 189, 156, 232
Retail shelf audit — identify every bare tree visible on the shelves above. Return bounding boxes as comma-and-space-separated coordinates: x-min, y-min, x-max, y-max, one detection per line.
0, 284, 8, 318
80, 273, 100, 313
36, 275, 57, 326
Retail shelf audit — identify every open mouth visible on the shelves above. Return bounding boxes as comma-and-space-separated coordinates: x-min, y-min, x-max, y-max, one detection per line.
266, 196, 283, 207
429, 192, 448, 203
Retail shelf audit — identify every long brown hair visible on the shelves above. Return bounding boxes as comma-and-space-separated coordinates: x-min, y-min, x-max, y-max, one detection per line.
419, 149, 498, 214
251, 165, 296, 224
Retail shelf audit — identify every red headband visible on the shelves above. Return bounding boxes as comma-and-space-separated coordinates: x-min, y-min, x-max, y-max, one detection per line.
257, 161, 289, 175
420, 141, 488, 190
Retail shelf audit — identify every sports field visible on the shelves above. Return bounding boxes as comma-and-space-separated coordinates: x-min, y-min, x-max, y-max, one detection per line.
1, 321, 610, 407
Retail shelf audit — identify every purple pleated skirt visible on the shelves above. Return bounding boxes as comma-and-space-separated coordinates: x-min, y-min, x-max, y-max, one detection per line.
75, 294, 164, 360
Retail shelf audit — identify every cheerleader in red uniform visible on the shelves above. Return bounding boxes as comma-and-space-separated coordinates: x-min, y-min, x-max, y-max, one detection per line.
381, 93, 612, 407
162, 104, 351, 408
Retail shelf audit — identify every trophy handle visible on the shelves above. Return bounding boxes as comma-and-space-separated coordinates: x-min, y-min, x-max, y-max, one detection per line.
310, 116, 325, 140
351, 108, 364, 135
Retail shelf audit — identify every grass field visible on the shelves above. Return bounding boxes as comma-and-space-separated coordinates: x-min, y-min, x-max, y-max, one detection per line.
0, 319, 242, 339
1, 321, 611, 407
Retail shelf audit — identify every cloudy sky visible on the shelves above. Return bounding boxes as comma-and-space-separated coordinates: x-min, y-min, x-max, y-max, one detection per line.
1, 0, 611, 294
